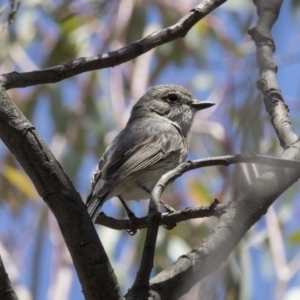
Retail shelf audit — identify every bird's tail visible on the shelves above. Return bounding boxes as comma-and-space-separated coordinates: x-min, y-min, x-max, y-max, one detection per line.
86, 192, 107, 223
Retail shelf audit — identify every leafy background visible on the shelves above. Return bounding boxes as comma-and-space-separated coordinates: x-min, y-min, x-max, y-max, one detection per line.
1, 0, 300, 299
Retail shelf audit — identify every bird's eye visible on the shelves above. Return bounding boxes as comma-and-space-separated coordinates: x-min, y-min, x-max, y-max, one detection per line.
167, 93, 178, 101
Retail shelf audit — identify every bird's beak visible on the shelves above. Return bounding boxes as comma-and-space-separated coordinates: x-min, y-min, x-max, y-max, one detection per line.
191, 99, 215, 111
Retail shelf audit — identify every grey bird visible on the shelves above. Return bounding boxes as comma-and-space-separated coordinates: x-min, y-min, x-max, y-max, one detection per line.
86, 84, 214, 233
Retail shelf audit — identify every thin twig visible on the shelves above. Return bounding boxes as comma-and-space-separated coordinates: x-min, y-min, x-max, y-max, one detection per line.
0, 0, 226, 90
150, 153, 300, 212
95, 200, 223, 231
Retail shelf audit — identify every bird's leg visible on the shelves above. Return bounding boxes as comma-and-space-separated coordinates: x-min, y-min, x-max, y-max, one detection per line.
138, 183, 177, 230
160, 201, 177, 230
118, 195, 137, 235
138, 183, 177, 213
159, 200, 176, 214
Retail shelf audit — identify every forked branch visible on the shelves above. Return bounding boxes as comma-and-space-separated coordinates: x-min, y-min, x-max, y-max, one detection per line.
97, 153, 300, 231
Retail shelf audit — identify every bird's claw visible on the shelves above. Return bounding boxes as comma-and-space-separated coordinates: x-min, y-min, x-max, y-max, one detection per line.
163, 222, 176, 230
161, 212, 177, 230
126, 211, 138, 235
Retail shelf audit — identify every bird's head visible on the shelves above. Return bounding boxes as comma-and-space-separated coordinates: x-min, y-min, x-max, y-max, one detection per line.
131, 84, 215, 137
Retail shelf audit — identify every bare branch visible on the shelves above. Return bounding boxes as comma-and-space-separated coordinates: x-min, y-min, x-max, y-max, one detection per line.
0, 86, 123, 300
125, 150, 300, 299
96, 200, 223, 231
0, 0, 226, 90
151, 154, 300, 209
149, 146, 300, 299
145, 0, 300, 298
96, 152, 300, 231
127, 211, 161, 299
248, 0, 298, 148
0, 255, 19, 300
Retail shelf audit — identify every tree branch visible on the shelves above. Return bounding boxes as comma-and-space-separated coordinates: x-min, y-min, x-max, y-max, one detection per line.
147, 151, 300, 299
0, 87, 123, 300
121, 150, 300, 299
96, 153, 300, 231
127, 211, 161, 299
149, 146, 300, 299
150, 154, 300, 209
143, 0, 300, 298
0, 0, 226, 90
248, 0, 298, 148
96, 199, 223, 231
0, 255, 19, 300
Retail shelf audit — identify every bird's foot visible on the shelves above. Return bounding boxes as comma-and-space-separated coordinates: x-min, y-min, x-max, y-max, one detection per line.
126, 211, 138, 236
161, 212, 177, 230
159, 200, 177, 230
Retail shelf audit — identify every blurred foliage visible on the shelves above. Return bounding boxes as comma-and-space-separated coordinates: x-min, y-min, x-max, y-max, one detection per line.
0, 164, 38, 200
0, 0, 300, 300
288, 230, 300, 245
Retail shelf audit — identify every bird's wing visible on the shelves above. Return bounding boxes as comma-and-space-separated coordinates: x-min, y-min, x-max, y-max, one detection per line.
103, 130, 183, 182
92, 120, 185, 195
